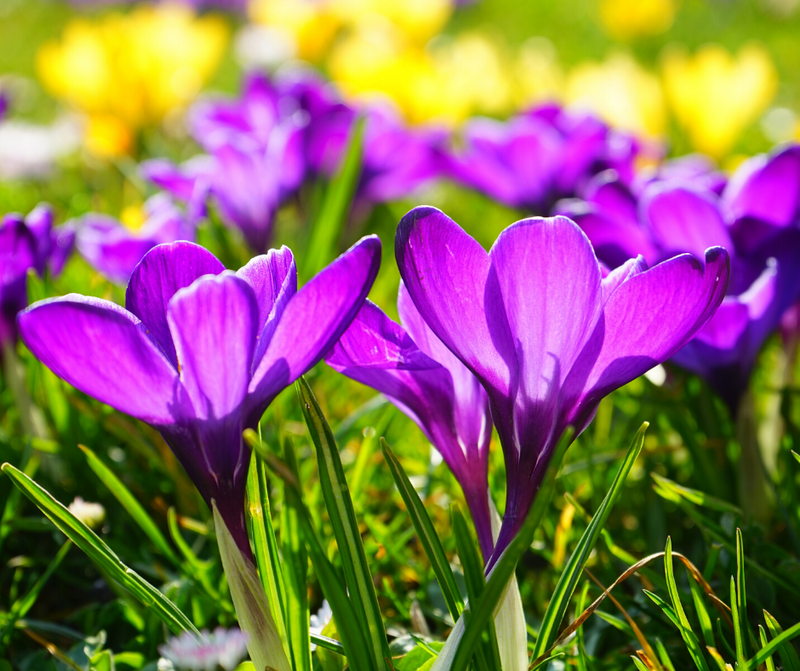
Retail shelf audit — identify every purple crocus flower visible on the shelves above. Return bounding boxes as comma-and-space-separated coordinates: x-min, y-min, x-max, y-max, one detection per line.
75, 193, 195, 285
557, 143, 800, 412
0, 90, 9, 121
18, 236, 381, 554
440, 103, 650, 212
0, 204, 75, 347
307, 102, 446, 212
143, 74, 308, 252
395, 207, 729, 561
326, 284, 495, 559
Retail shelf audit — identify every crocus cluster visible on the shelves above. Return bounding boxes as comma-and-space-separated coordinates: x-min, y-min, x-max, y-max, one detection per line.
144, 71, 444, 251
438, 103, 651, 212
330, 206, 728, 563
0, 205, 74, 348
556, 143, 800, 412
19, 236, 381, 553
74, 194, 196, 285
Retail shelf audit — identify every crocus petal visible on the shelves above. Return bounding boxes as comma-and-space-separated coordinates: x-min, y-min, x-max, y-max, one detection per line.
396, 206, 516, 403
236, 246, 297, 366
168, 272, 258, 420
724, 145, 800, 241
247, 235, 381, 416
489, 216, 603, 459
641, 184, 733, 261
17, 296, 180, 425
565, 247, 730, 428
126, 242, 225, 367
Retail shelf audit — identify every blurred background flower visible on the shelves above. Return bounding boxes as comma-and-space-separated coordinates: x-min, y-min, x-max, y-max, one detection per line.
36, 3, 228, 156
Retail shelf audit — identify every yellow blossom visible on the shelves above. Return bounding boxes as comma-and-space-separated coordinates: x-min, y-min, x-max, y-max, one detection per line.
599, 0, 676, 40
37, 4, 227, 156
514, 37, 564, 108
661, 42, 778, 157
565, 52, 666, 138
248, 0, 340, 61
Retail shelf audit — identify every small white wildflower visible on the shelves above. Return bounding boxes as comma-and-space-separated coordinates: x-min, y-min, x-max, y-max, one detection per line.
159, 628, 249, 671
309, 600, 333, 651
68, 497, 106, 530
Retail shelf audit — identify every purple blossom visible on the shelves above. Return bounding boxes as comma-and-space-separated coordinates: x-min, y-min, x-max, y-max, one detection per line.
395, 207, 729, 562
18, 236, 381, 554
326, 284, 494, 559
0, 204, 74, 346
306, 101, 446, 213
440, 103, 652, 212
75, 194, 195, 285
556, 143, 800, 411
143, 73, 308, 252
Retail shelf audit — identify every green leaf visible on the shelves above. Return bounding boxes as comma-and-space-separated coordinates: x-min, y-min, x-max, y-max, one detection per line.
730, 577, 748, 670
792, 451, 800, 465
759, 625, 777, 671
245, 450, 289, 655
689, 579, 714, 648
80, 445, 180, 565
452, 505, 501, 671
532, 422, 647, 659
734, 528, 751, 659
381, 438, 463, 623
1, 463, 198, 636
281, 438, 312, 671
752, 612, 800, 669
632, 656, 651, 671
304, 116, 364, 276
576, 583, 591, 671
664, 538, 710, 671
446, 426, 574, 671
278, 440, 377, 671
1, 541, 71, 644
212, 502, 291, 671
299, 378, 390, 670
650, 473, 741, 515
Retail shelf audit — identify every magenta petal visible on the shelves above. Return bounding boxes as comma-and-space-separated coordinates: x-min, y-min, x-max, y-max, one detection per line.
126, 242, 225, 366
489, 216, 603, 458
168, 272, 258, 420
17, 296, 180, 424
724, 145, 800, 235
565, 247, 730, 427
248, 235, 381, 414
327, 298, 494, 559
642, 184, 733, 260
396, 206, 516, 402
236, 246, 297, 365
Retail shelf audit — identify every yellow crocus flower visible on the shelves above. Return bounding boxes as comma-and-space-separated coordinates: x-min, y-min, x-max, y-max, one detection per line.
248, 0, 340, 62
565, 52, 666, 138
661, 42, 778, 157
599, 0, 676, 40
37, 4, 227, 156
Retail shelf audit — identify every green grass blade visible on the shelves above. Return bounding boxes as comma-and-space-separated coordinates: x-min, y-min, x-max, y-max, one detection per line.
664, 538, 710, 671
381, 437, 463, 623
730, 577, 748, 670
0, 541, 71, 644
80, 445, 180, 565
763, 610, 800, 671
689, 579, 714, 648
1, 463, 198, 636
576, 582, 591, 671
452, 504, 501, 671
282, 437, 312, 671
298, 378, 390, 670
655, 638, 677, 671
632, 656, 651, 671
650, 473, 741, 515
792, 451, 800, 465
644, 590, 681, 629
759, 625, 777, 671
752, 614, 800, 669
304, 116, 364, 276
734, 528, 756, 657
449, 427, 573, 671
278, 441, 377, 671
246, 450, 288, 651
532, 422, 648, 659
706, 647, 732, 671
